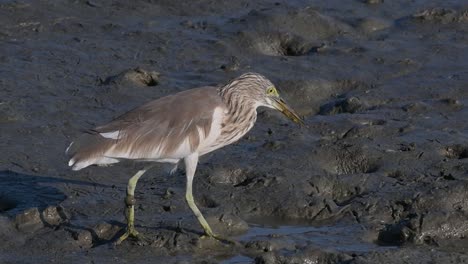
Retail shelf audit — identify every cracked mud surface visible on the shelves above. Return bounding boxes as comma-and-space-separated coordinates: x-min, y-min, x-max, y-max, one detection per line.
1, 0, 468, 263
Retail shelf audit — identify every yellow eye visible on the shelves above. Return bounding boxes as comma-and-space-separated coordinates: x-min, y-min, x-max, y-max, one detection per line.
267, 87, 275, 95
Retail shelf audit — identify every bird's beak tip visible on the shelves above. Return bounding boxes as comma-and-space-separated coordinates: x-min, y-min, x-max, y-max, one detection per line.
272, 97, 305, 126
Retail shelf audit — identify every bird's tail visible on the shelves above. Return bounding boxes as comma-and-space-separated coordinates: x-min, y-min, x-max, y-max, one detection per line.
66, 133, 118, 171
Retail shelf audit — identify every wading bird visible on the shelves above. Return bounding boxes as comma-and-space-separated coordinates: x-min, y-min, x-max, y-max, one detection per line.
66, 72, 303, 244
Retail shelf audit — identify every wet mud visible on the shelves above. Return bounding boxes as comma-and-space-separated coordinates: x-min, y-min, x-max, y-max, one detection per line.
1, 0, 468, 263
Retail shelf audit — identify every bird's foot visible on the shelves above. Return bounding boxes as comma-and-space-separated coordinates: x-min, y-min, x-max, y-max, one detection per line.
114, 227, 150, 245
169, 164, 179, 176
200, 232, 237, 246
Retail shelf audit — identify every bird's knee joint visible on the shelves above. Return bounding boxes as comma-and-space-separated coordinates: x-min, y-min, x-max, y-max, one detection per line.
185, 195, 194, 203
125, 195, 136, 207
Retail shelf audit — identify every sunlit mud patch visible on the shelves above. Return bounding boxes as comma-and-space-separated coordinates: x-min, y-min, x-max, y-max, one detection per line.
239, 218, 395, 253
0, 170, 66, 215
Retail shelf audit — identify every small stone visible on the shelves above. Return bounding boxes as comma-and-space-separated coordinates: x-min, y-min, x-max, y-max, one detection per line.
208, 167, 248, 185
15, 208, 44, 232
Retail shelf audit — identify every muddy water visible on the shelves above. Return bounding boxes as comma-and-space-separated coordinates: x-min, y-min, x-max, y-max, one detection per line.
1, 0, 468, 263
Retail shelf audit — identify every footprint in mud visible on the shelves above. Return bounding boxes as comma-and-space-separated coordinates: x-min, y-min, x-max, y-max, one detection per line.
230, 7, 352, 56
317, 144, 380, 175
273, 79, 373, 117
317, 80, 374, 115
249, 32, 318, 57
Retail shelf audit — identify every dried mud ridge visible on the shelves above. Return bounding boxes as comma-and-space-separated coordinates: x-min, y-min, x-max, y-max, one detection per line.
1, 0, 468, 263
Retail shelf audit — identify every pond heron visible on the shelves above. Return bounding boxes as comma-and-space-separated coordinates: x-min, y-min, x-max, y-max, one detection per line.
66, 72, 304, 244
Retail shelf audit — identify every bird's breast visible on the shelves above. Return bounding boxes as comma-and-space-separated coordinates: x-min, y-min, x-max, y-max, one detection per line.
201, 108, 257, 155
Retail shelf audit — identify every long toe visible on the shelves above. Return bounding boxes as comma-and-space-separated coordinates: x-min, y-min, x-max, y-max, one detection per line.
115, 228, 151, 245
115, 230, 130, 245
201, 233, 237, 246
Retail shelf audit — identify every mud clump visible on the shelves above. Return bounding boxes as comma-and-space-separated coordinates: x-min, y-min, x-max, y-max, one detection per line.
413, 8, 468, 23
72, 230, 93, 248
443, 144, 468, 159
92, 222, 121, 242
102, 68, 160, 87
42, 205, 68, 226
15, 208, 43, 232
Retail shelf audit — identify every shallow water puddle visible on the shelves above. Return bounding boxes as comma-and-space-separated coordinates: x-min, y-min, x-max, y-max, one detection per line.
238, 218, 395, 253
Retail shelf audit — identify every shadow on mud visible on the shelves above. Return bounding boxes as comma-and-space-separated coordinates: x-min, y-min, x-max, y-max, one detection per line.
0, 170, 109, 215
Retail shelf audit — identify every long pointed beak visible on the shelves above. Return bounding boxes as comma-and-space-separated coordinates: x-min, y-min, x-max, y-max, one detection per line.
271, 97, 305, 126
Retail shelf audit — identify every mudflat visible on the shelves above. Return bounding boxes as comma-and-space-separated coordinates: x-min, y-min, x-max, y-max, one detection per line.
1, 0, 468, 263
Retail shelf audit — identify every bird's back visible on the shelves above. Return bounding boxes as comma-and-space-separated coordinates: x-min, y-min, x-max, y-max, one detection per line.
67, 86, 225, 170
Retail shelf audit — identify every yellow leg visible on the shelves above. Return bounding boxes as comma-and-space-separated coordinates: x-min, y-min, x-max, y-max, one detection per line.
115, 166, 152, 245
184, 154, 236, 245
184, 153, 216, 237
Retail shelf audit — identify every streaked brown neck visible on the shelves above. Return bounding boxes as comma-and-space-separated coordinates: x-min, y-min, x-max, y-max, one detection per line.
218, 85, 256, 118
218, 86, 258, 139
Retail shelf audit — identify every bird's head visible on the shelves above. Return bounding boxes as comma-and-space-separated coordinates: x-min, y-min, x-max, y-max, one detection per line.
222, 72, 305, 125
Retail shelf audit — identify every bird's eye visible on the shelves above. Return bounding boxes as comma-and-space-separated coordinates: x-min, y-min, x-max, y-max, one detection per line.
267, 87, 275, 94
